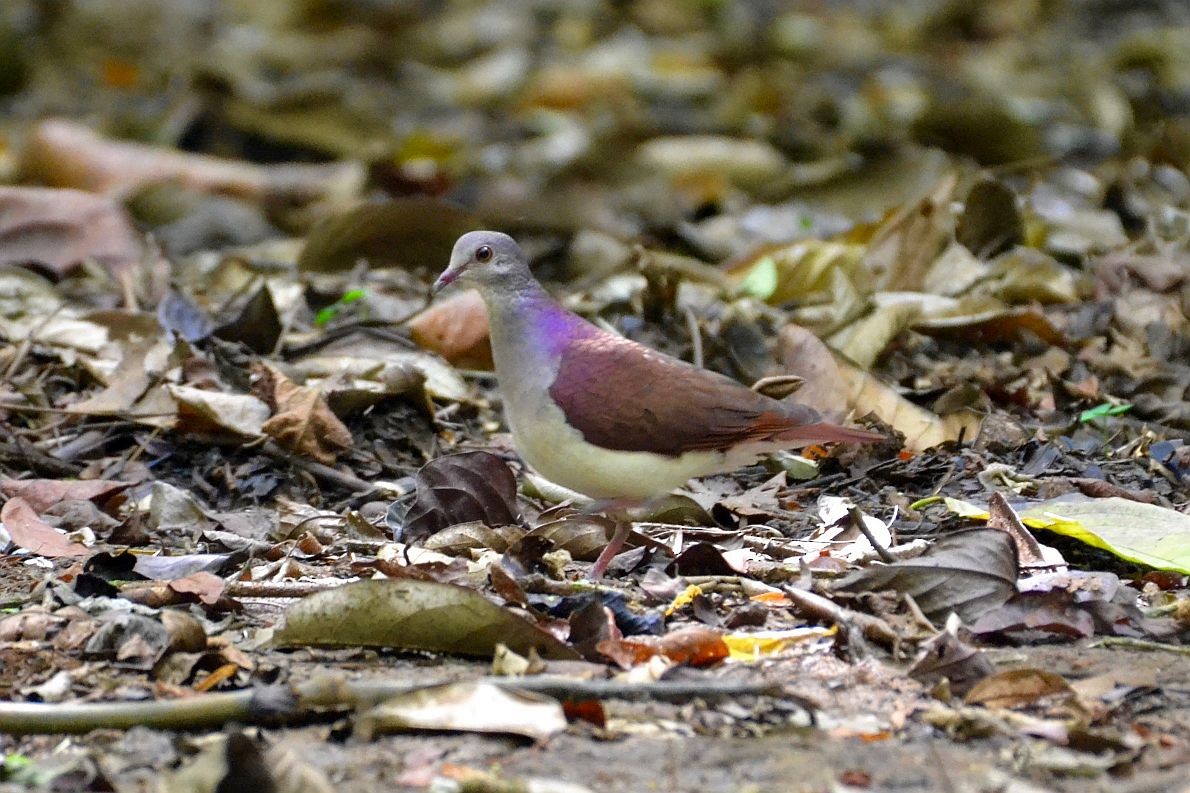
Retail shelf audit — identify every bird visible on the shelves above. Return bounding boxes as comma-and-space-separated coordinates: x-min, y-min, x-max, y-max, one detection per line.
432, 230, 882, 578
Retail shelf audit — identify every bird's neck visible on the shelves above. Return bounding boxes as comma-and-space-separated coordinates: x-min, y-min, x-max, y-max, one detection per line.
483, 281, 583, 366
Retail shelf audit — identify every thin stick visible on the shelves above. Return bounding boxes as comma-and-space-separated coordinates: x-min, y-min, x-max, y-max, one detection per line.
782, 585, 899, 649
848, 506, 895, 563
0, 675, 791, 735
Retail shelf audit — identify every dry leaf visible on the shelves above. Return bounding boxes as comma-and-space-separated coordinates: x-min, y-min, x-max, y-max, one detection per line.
1, 498, 90, 558
0, 185, 142, 277
409, 288, 493, 370
0, 479, 128, 513
253, 362, 353, 464
22, 118, 364, 206
168, 385, 270, 438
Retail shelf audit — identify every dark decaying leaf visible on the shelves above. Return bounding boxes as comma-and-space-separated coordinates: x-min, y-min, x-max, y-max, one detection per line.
500, 535, 557, 578
667, 542, 739, 577
214, 284, 282, 354
969, 570, 1150, 640
833, 528, 1018, 623
399, 451, 520, 543
297, 198, 479, 273
908, 629, 995, 696
956, 179, 1024, 259
272, 578, 578, 660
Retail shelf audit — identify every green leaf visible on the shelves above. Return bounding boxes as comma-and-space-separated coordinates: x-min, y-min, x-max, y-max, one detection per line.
939, 495, 1190, 574
1078, 402, 1132, 423
1020, 497, 1190, 575
314, 288, 369, 327
738, 256, 778, 299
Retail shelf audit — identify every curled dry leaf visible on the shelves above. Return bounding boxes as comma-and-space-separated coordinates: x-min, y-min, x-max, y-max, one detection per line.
779, 324, 981, 449
0, 185, 143, 277
272, 578, 578, 660
400, 451, 520, 543
861, 173, 957, 292
956, 178, 1025, 259
409, 288, 494, 370
909, 628, 995, 697
964, 668, 1076, 710
527, 513, 617, 562
253, 362, 353, 465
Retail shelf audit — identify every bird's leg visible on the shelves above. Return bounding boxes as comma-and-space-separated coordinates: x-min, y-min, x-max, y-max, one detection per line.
579, 495, 665, 580
588, 518, 631, 580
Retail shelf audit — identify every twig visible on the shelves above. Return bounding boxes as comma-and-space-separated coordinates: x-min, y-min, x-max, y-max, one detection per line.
683, 307, 703, 369
0, 675, 790, 735
261, 440, 375, 493
781, 585, 899, 649
1089, 637, 1190, 655
848, 506, 895, 563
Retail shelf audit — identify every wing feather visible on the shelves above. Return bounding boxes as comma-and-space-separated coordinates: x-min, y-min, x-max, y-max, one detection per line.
547, 331, 844, 456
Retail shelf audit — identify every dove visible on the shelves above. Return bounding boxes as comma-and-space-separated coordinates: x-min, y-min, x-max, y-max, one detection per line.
433, 231, 880, 577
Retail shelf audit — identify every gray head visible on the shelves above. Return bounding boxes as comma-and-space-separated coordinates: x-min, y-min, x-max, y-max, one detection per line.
432, 230, 529, 295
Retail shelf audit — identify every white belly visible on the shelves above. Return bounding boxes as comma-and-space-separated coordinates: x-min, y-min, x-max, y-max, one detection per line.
506, 393, 725, 499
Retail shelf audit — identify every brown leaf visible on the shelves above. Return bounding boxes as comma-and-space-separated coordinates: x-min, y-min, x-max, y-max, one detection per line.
956, 179, 1024, 259
254, 362, 353, 465
0, 479, 128, 513
776, 324, 852, 422
965, 668, 1076, 709
0, 186, 142, 277
409, 289, 493, 370
861, 174, 956, 292
21, 118, 364, 206
0, 497, 90, 558
597, 625, 729, 668
168, 572, 228, 606
401, 452, 520, 543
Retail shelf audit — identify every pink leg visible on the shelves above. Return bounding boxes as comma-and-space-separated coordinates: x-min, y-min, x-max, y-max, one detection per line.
587, 519, 631, 580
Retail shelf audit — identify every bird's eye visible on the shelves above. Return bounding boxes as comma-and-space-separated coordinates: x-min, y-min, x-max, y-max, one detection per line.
475, 245, 493, 263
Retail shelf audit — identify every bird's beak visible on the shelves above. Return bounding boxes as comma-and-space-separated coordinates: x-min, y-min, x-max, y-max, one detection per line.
430, 267, 460, 295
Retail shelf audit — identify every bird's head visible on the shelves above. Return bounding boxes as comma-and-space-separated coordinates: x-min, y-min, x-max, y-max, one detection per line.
433, 230, 527, 295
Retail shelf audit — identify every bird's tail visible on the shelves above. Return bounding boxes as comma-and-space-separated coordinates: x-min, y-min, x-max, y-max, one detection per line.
777, 422, 884, 445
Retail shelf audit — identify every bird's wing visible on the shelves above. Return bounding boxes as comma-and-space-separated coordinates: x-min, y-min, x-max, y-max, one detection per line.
547, 331, 855, 457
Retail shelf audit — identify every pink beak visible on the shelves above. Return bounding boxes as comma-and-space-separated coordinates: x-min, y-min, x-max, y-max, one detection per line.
431, 268, 460, 295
